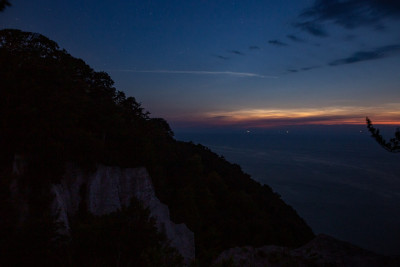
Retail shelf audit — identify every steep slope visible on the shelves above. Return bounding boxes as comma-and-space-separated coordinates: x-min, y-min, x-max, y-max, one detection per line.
149, 141, 315, 264
0, 29, 314, 265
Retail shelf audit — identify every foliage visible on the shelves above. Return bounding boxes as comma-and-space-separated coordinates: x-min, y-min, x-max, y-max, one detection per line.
0, 0, 11, 11
0, 171, 62, 266
0, 29, 314, 266
68, 197, 183, 266
366, 117, 400, 152
149, 141, 315, 265
0, 186, 183, 266
0, 29, 172, 179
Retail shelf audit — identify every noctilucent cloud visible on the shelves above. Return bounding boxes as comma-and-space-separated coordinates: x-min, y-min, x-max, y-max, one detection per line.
2, 0, 400, 130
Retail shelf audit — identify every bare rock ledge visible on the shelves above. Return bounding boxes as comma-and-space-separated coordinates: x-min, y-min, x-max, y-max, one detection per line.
51, 165, 195, 264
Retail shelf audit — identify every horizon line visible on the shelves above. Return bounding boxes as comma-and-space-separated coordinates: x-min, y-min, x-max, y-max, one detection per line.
169, 121, 400, 130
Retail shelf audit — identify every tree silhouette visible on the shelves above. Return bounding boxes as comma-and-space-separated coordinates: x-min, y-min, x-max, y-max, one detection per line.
366, 117, 400, 152
0, 0, 11, 11
0, 29, 157, 176
1, 29, 316, 266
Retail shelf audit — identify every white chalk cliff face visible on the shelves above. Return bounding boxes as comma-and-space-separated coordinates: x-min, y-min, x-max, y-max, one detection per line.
51, 165, 195, 263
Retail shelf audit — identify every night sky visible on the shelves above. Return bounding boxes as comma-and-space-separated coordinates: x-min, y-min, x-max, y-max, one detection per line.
2, 0, 400, 130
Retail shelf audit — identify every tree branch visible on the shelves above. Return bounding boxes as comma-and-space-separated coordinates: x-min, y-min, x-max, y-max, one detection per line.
366, 117, 400, 153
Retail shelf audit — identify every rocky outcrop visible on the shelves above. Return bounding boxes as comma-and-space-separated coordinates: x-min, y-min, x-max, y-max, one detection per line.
51, 165, 195, 264
213, 234, 400, 267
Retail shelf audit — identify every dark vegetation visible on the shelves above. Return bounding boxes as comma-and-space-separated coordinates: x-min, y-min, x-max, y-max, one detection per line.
366, 117, 400, 152
0, 0, 11, 12
0, 29, 314, 265
1, 195, 182, 266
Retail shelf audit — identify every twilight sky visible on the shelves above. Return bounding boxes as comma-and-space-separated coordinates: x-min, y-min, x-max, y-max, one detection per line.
2, 0, 400, 130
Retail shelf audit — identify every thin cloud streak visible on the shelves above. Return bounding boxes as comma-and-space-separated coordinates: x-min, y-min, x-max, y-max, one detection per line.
329, 44, 400, 66
108, 69, 277, 78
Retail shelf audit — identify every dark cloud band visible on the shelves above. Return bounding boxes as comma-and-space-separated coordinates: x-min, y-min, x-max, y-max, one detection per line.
329, 44, 400, 66
296, 0, 400, 37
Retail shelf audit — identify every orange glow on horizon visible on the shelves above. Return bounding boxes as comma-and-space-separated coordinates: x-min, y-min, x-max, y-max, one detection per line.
171, 105, 400, 128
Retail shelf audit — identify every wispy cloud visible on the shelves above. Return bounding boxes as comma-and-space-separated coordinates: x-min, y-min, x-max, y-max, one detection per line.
286, 66, 320, 73
216, 55, 229, 60
107, 69, 276, 78
268, 40, 288, 46
229, 50, 245, 55
329, 51, 381, 66
293, 21, 328, 37
296, 0, 400, 37
301, 66, 320, 71
170, 105, 400, 128
329, 44, 400, 66
200, 105, 400, 127
211, 54, 229, 60
287, 34, 305, 43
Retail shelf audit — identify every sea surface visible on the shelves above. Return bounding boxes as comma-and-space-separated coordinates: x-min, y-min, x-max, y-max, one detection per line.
175, 127, 400, 255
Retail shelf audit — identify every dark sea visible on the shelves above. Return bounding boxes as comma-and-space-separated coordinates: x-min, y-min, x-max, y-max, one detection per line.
175, 126, 400, 255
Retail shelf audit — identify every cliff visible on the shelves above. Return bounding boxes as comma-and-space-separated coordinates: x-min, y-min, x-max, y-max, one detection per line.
51, 165, 195, 263
1, 29, 314, 265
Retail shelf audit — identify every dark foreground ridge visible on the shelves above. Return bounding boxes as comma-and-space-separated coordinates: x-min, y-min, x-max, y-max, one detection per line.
214, 234, 400, 267
0, 28, 317, 266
